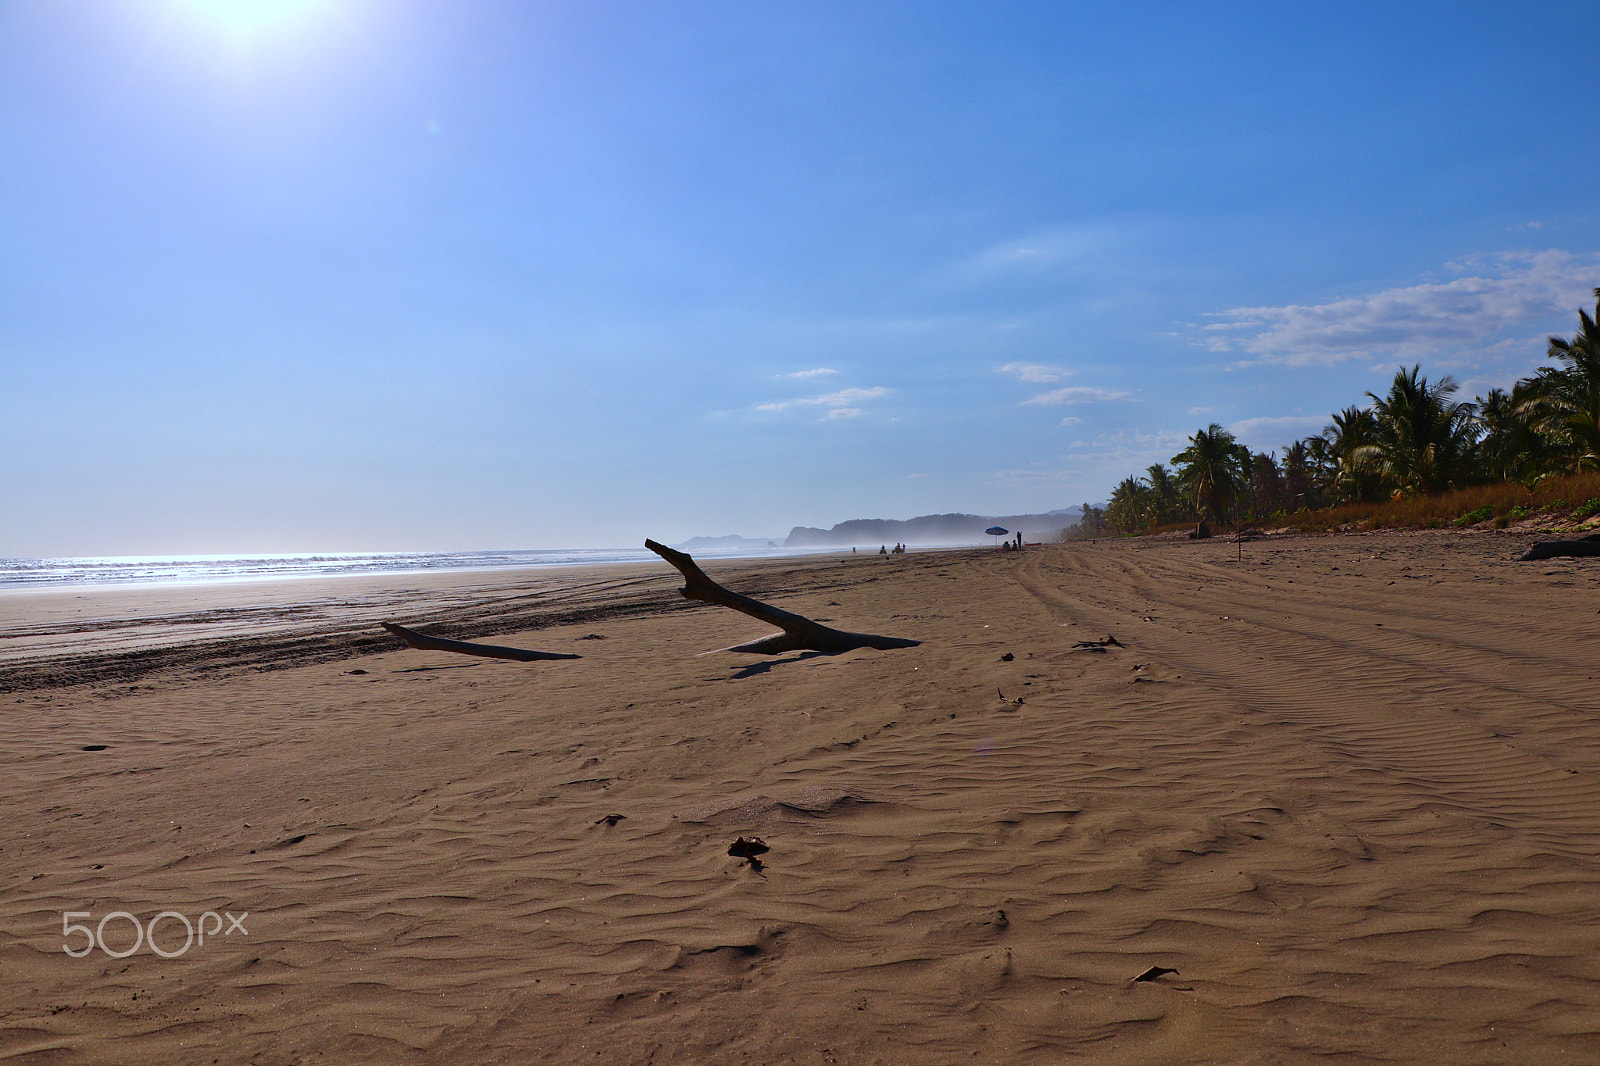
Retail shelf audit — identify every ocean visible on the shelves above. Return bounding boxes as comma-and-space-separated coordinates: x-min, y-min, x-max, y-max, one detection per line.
0, 544, 830, 592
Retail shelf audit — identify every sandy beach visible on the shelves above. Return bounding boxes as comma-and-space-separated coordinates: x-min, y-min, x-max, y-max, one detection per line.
3, 533, 1599, 1064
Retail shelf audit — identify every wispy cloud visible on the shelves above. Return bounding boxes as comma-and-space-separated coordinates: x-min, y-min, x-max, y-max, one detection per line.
1064, 428, 1190, 467
990, 466, 1086, 492
757, 386, 890, 413
1228, 414, 1330, 448
998, 362, 1066, 383
825, 407, 865, 419
989, 428, 1189, 498
1059, 416, 1082, 426
1078, 428, 1189, 453
786, 367, 838, 379
1022, 386, 1130, 406
958, 224, 1126, 277
814, 386, 888, 406
1200, 250, 1600, 368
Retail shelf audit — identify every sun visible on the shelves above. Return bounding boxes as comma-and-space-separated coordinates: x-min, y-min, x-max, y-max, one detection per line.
175, 0, 326, 36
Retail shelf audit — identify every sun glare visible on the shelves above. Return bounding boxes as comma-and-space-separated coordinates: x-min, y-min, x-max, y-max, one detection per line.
175, 0, 326, 36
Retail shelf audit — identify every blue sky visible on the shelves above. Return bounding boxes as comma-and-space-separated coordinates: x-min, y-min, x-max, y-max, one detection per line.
3, 0, 1597, 556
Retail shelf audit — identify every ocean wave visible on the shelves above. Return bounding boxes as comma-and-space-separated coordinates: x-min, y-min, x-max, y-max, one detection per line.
0, 544, 832, 591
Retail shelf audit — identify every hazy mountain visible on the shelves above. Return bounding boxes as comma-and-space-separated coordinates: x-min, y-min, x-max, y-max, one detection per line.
676, 534, 782, 550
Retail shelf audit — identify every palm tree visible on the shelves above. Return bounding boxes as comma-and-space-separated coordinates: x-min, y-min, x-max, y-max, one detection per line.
1106, 476, 1154, 533
1143, 463, 1184, 526
1365, 365, 1478, 495
1298, 434, 1338, 504
1476, 384, 1551, 486
1244, 451, 1285, 520
1172, 424, 1248, 527
1520, 292, 1600, 472
1322, 406, 1383, 502
1076, 502, 1108, 537
1280, 440, 1316, 510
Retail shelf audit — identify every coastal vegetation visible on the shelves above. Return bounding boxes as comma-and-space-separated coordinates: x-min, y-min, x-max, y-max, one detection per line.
1088, 290, 1600, 536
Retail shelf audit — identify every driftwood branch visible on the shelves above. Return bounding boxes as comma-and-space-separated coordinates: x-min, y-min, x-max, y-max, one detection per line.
1519, 540, 1600, 561
644, 539, 919, 655
1518, 532, 1600, 561
380, 622, 581, 661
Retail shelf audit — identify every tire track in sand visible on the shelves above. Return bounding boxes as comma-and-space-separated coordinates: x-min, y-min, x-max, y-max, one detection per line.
1011, 541, 1600, 856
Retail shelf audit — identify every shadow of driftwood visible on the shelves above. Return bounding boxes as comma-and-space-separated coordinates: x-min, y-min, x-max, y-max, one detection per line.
730, 651, 829, 679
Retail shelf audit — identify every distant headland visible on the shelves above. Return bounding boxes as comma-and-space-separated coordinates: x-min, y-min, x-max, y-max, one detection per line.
677, 534, 784, 550
781, 509, 1079, 548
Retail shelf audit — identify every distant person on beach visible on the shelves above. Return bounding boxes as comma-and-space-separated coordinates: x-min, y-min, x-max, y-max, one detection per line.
880, 545, 888, 555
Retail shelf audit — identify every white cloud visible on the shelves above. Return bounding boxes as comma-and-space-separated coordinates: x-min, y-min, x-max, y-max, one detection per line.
1201, 250, 1600, 368
1022, 386, 1130, 406
958, 225, 1126, 277
757, 386, 890, 413
998, 362, 1066, 383
825, 407, 865, 419
907, 472, 930, 479
989, 428, 1189, 497
1187, 406, 1213, 415
1059, 416, 1082, 426
1090, 428, 1189, 453
814, 386, 889, 406
786, 367, 838, 379
1057, 428, 1190, 464
1228, 414, 1330, 448
990, 467, 1082, 492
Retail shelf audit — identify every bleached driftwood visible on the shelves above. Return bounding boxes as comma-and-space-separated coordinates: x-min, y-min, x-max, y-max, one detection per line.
380, 621, 581, 661
644, 539, 919, 655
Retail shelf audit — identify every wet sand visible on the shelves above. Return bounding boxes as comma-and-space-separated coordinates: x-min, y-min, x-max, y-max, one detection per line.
2, 533, 1598, 1063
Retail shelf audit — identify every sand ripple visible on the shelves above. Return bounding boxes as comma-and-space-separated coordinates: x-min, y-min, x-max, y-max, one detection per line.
3, 534, 1598, 1062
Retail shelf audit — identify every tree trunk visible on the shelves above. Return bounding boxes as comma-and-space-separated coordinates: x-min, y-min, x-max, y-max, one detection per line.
644, 539, 919, 654
1518, 539, 1600, 561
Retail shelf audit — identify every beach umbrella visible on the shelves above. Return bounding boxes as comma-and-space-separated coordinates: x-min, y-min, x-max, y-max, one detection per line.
985, 526, 1008, 547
